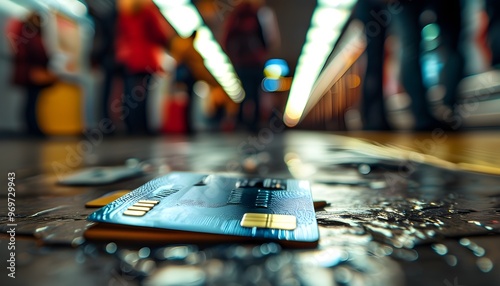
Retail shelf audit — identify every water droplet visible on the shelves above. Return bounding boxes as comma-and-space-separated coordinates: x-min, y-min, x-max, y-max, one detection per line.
138, 247, 151, 259
468, 220, 483, 227
124, 252, 139, 265
370, 181, 387, 189
75, 251, 86, 264
120, 262, 134, 273
459, 238, 471, 246
84, 244, 97, 255
162, 246, 195, 260
403, 240, 415, 249
431, 244, 448, 256
334, 266, 353, 284
460, 239, 487, 257
445, 255, 457, 267
245, 265, 264, 284
205, 259, 224, 277
415, 230, 426, 240
136, 259, 156, 275
477, 257, 494, 273
252, 246, 265, 258
472, 246, 486, 257
265, 257, 283, 272
146, 265, 206, 286
358, 164, 371, 175
392, 248, 419, 261
105, 242, 117, 254
231, 245, 251, 259
392, 240, 403, 249
374, 245, 393, 257
71, 237, 85, 247
126, 158, 140, 168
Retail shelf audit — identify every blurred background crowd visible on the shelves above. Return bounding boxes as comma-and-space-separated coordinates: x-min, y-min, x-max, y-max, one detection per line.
1, 0, 500, 137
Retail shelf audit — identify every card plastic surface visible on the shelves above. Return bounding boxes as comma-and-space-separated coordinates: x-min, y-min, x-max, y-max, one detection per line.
58, 166, 143, 186
87, 172, 319, 247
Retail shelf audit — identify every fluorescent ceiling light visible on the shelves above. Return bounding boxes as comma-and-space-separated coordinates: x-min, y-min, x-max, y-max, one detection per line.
284, 0, 356, 127
304, 20, 366, 118
153, 0, 244, 103
2, 1, 29, 16
159, 5, 203, 38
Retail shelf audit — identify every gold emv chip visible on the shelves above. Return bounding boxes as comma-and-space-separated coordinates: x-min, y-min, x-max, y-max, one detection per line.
241, 213, 297, 230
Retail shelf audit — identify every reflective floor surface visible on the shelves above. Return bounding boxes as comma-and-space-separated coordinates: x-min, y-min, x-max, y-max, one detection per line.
1, 130, 499, 286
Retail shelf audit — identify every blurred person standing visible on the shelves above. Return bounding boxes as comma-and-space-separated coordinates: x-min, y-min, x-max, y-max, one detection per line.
222, 0, 279, 131
486, 0, 500, 68
354, 0, 392, 131
88, 0, 118, 126
395, 0, 464, 130
169, 31, 220, 134
432, 1, 464, 118
205, 86, 239, 132
8, 11, 58, 137
115, 0, 173, 135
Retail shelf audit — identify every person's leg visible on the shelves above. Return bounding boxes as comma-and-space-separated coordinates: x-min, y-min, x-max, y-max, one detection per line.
122, 72, 133, 134
236, 68, 250, 128
396, 1, 436, 129
25, 86, 44, 136
135, 73, 152, 134
175, 64, 196, 134
434, 0, 464, 112
249, 67, 263, 130
357, 1, 391, 130
486, 0, 500, 67
123, 71, 148, 134
184, 71, 196, 134
101, 62, 115, 121
236, 67, 262, 131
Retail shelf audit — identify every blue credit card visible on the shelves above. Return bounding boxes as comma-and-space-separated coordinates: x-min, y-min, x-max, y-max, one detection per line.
58, 166, 143, 186
87, 172, 319, 247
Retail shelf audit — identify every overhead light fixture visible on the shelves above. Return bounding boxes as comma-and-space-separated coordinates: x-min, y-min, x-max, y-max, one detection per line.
284, 0, 356, 127
154, 0, 244, 103
2, 0, 29, 16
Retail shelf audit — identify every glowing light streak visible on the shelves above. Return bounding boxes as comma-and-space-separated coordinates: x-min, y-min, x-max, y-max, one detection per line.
284, 0, 356, 127
154, 0, 244, 102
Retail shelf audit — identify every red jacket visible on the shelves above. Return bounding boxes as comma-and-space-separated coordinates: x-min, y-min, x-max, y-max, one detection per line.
8, 18, 51, 87
222, 3, 267, 68
115, 3, 172, 73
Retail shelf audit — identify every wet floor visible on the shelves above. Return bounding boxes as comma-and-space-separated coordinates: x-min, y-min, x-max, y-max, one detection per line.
1, 131, 499, 285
